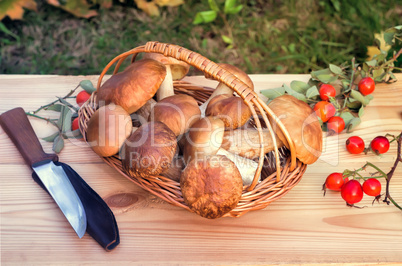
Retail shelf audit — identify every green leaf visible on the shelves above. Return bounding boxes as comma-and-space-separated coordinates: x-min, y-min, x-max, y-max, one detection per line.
358, 106, 364, 117
225, 4, 243, 14
79, 80, 96, 94
224, 0, 236, 10
329, 64, 343, 75
306, 85, 320, 98
208, 0, 219, 12
221, 35, 233, 44
62, 108, 73, 134
362, 63, 370, 73
224, 0, 243, 14
63, 129, 83, 139
42, 132, 59, 142
346, 117, 361, 132
364, 94, 374, 104
56, 106, 67, 129
52, 135, 64, 154
346, 99, 362, 110
330, 0, 340, 11
57, 106, 73, 133
365, 59, 377, 67
350, 90, 371, 106
261, 87, 285, 100
311, 68, 332, 80
317, 74, 338, 83
383, 31, 395, 46
340, 112, 355, 127
0, 22, 19, 41
290, 80, 310, 93
45, 104, 63, 112
284, 84, 307, 102
372, 68, 384, 80
193, 10, 217, 24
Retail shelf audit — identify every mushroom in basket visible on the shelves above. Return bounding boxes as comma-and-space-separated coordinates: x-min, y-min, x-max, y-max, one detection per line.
220, 95, 323, 165
97, 59, 167, 114
121, 121, 177, 178
205, 93, 252, 130
182, 116, 259, 186
143, 53, 190, 101
180, 155, 243, 219
148, 94, 201, 136
86, 104, 134, 157
199, 63, 254, 116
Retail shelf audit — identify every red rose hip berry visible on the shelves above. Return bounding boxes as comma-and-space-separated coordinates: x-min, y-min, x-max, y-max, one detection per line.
72, 117, 80, 131
319, 84, 336, 101
370, 136, 390, 155
346, 136, 365, 154
341, 180, 363, 204
362, 178, 381, 196
358, 77, 375, 96
76, 91, 91, 107
325, 172, 344, 191
327, 116, 345, 134
313, 101, 336, 122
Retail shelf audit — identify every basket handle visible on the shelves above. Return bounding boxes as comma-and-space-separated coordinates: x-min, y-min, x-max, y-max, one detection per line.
95, 41, 297, 188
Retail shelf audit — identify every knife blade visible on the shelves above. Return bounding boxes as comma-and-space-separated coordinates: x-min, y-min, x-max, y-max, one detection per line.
0, 107, 87, 238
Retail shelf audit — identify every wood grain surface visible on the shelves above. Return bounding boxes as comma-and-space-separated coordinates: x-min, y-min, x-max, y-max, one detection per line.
1, 74, 401, 265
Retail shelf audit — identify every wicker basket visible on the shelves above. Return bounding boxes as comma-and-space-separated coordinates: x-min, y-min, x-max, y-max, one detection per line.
78, 42, 307, 218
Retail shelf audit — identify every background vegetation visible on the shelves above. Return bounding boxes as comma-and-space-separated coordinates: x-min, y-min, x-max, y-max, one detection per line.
1, 0, 401, 75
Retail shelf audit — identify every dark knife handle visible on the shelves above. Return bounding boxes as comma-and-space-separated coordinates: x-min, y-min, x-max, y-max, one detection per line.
0, 107, 58, 167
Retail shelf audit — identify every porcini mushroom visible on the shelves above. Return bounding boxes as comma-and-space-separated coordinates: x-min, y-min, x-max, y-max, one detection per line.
267, 94, 322, 165
199, 63, 254, 116
86, 104, 133, 157
148, 94, 201, 136
180, 155, 243, 219
219, 95, 322, 164
143, 53, 190, 101
220, 128, 284, 160
122, 121, 177, 178
205, 94, 252, 130
97, 59, 166, 114
182, 116, 259, 186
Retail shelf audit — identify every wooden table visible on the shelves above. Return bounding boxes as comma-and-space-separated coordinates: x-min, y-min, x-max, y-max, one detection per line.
1, 74, 402, 265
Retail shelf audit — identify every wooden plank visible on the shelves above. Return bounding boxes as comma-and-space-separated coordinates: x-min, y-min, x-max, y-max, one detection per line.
1, 74, 402, 264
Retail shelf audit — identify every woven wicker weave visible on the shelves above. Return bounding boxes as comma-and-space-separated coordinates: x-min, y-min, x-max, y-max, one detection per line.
78, 42, 307, 218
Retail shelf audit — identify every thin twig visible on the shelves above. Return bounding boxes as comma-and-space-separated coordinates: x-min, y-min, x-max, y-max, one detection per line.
32, 84, 80, 114
384, 132, 402, 209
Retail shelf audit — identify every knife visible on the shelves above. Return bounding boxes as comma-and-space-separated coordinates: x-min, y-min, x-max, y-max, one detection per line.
0, 107, 87, 238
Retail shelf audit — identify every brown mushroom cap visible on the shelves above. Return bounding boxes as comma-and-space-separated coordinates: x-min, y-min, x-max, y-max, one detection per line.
149, 94, 201, 136
180, 155, 243, 219
182, 116, 225, 164
143, 53, 189, 80
97, 59, 166, 114
86, 104, 133, 157
267, 94, 322, 164
205, 94, 252, 130
122, 121, 177, 178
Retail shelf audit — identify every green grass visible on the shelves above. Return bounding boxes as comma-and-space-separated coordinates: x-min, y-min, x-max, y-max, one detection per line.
1, 0, 401, 75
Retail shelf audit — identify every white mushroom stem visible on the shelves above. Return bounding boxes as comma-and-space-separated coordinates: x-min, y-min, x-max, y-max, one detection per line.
199, 83, 233, 117
216, 148, 259, 186
221, 128, 284, 159
156, 66, 174, 101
